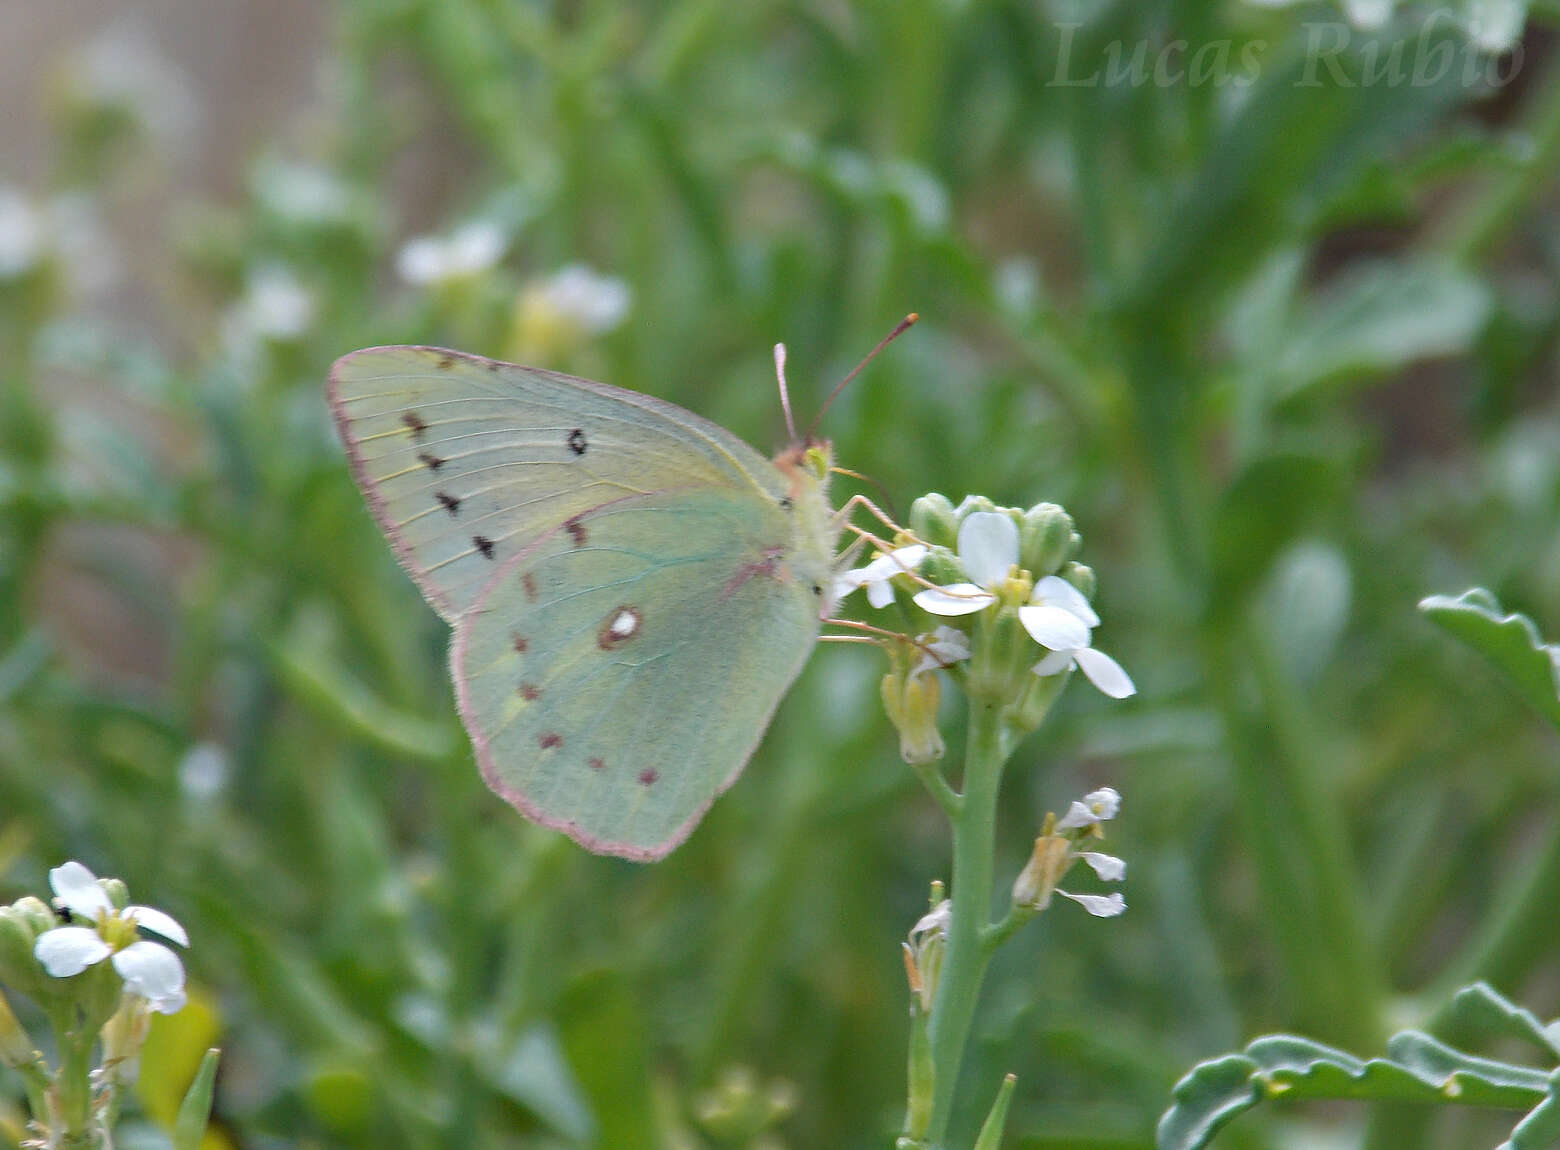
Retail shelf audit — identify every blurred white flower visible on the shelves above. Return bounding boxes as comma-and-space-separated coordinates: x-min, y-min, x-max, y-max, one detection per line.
397, 221, 508, 287
255, 161, 355, 227
0, 187, 46, 279
528, 264, 632, 334
243, 266, 314, 339
0, 187, 121, 299
47, 194, 122, 300
224, 265, 314, 355
34, 862, 188, 1014
62, 24, 198, 146
178, 742, 230, 801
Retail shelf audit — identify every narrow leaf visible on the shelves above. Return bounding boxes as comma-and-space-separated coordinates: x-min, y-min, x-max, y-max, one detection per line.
172, 1048, 220, 1150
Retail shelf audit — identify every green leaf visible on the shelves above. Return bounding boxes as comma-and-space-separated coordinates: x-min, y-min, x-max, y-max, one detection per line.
476, 1022, 595, 1144
1269, 260, 1491, 403
1450, 983, 1560, 1058
1158, 1031, 1551, 1150
1211, 454, 1343, 608
1503, 1072, 1560, 1150
172, 1048, 220, 1150
1419, 588, 1560, 731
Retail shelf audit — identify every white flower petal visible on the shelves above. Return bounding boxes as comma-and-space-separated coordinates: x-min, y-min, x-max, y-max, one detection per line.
914, 584, 996, 616
1033, 575, 1099, 627
1032, 649, 1074, 677
35, 927, 111, 977
1078, 852, 1126, 882
125, 906, 188, 947
148, 986, 187, 1014
112, 941, 185, 1006
958, 513, 1019, 587
1017, 604, 1091, 650
1055, 800, 1099, 831
866, 578, 894, 608
1080, 787, 1121, 821
1072, 647, 1136, 699
914, 626, 973, 675
50, 862, 112, 920
910, 900, 951, 941
1058, 890, 1126, 917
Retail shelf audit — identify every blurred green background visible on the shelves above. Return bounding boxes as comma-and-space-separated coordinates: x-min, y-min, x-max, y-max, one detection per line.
3, 1, 1559, 1147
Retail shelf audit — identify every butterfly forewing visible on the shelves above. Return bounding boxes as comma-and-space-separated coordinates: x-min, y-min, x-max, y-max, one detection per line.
453, 488, 820, 860
329, 346, 787, 622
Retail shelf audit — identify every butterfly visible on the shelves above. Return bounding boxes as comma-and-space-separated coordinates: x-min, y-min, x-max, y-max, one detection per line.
328, 324, 913, 860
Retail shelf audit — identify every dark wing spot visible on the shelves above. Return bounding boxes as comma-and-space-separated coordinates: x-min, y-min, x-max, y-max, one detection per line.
779, 496, 794, 511
418, 451, 445, 471
567, 428, 588, 456
565, 516, 588, 546
539, 732, 562, 749
473, 535, 496, 559
522, 573, 538, 601
597, 605, 643, 650
512, 635, 529, 653
401, 412, 428, 439
637, 768, 659, 787
436, 351, 457, 369
588, 757, 605, 771
518, 683, 541, 701
436, 491, 461, 516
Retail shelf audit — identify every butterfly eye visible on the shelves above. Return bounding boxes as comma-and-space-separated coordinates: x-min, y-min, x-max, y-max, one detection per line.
811, 583, 824, 597
779, 496, 794, 511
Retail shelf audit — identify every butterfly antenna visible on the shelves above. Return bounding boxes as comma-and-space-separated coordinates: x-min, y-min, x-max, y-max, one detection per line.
830, 466, 900, 524
806, 313, 919, 439
774, 342, 799, 442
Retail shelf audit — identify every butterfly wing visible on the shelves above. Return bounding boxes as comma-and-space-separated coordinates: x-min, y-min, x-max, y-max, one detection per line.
328, 346, 788, 622
452, 486, 820, 860
330, 345, 832, 859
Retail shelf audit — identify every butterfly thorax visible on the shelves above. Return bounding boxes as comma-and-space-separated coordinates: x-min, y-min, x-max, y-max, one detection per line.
774, 439, 840, 619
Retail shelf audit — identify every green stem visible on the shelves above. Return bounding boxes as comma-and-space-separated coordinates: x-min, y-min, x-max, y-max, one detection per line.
923, 701, 1008, 1147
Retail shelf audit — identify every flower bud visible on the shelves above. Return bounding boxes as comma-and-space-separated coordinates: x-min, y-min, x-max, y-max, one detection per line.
909, 493, 959, 549
917, 548, 968, 596
101, 877, 129, 910
1012, 835, 1071, 910
954, 494, 998, 521
1019, 503, 1076, 577
0, 988, 35, 1070
0, 905, 49, 1001
1057, 561, 1096, 602
881, 668, 945, 764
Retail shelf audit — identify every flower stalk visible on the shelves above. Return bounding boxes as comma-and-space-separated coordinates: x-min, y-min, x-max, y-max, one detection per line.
846, 495, 1131, 1148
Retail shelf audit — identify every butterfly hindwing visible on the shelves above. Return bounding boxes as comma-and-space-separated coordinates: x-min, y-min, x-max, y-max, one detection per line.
452, 488, 821, 860
328, 346, 788, 622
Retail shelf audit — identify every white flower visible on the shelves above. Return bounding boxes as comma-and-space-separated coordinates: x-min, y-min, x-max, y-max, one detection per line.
531, 264, 632, 335
33, 862, 188, 1014
1055, 786, 1121, 830
909, 899, 950, 944
914, 626, 971, 676
912, 512, 1135, 699
1014, 789, 1126, 917
397, 220, 507, 286
835, 544, 929, 608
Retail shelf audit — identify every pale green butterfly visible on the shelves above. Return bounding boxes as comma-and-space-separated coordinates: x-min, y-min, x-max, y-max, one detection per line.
328, 321, 913, 860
